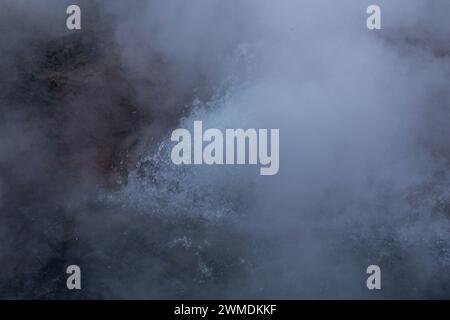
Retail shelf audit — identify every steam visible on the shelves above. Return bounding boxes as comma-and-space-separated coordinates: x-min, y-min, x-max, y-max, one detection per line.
0, 0, 449, 298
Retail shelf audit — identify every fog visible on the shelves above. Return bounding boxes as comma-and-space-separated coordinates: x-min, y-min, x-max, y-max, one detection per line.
0, 0, 449, 298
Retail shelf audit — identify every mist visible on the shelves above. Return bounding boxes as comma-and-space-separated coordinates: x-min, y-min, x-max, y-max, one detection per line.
0, 0, 449, 299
